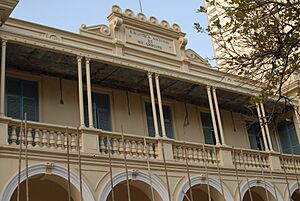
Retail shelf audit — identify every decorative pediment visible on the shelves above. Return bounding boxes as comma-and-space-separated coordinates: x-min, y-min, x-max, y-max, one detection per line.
79, 24, 111, 37
185, 49, 210, 67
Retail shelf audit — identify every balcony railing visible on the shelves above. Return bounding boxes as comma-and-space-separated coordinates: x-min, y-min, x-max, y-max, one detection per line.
1, 117, 299, 173
232, 148, 270, 169
173, 141, 218, 165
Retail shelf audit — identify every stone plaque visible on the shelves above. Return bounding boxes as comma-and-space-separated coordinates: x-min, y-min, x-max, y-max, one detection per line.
126, 28, 175, 54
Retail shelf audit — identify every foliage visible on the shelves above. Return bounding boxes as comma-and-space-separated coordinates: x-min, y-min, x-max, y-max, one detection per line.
195, 0, 300, 104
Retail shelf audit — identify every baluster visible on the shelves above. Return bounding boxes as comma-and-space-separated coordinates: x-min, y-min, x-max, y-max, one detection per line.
56, 131, 63, 150
137, 141, 143, 158
131, 140, 137, 158
49, 131, 56, 148
177, 146, 183, 162
143, 142, 148, 159
27, 127, 33, 147
71, 133, 76, 151
100, 136, 105, 154
112, 138, 119, 155
11, 126, 17, 144
192, 148, 198, 163
42, 130, 48, 148
149, 142, 154, 159
34, 129, 40, 147
125, 140, 131, 157
63, 133, 68, 150
211, 149, 216, 164
199, 148, 204, 164
154, 143, 158, 158
188, 147, 193, 163
119, 138, 124, 156
173, 146, 178, 161
207, 150, 212, 164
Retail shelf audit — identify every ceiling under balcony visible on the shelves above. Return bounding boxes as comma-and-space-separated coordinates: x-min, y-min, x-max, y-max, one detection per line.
6, 43, 290, 116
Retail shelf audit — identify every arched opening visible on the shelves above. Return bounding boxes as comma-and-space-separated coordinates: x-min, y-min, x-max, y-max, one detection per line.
10, 174, 79, 201
106, 180, 163, 201
183, 184, 224, 201
292, 189, 300, 201
243, 186, 276, 201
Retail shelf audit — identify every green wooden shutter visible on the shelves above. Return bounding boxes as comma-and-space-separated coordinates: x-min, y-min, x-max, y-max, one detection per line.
145, 102, 155, 137
95, 93, 111, 131
200, 112, 215, 145
163, 105, 174, 139
278, 121, 300, 155
5, 77, 38, 121
145, 103, 174, 138
246, 121, 263, 150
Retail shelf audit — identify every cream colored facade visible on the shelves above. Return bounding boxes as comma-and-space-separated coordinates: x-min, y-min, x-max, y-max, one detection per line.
0, 4, 300, 201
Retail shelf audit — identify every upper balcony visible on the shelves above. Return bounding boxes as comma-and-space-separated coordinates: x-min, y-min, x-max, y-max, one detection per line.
0, 5, 299, 174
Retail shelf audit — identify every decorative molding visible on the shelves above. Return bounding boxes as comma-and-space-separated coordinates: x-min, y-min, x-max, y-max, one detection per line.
177, 176, 235, 201
109, 5, 182, 33
99, 170, 169, 201
238, 178, 284, 201
0, 163, 95, 201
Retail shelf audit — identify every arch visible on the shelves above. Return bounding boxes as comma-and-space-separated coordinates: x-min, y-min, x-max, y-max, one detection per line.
238, 179, 284, 201
287, 181, 300, 201
99, 170, 168, 201
0, 163, 95, 201
177, 176, 235, 201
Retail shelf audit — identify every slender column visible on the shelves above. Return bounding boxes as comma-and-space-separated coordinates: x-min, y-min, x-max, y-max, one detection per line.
212, 87, 225, 145
207, 86, 220, 145
77, 56, 85, 127
85, 58, 94, 128
0, 39, 7, 117
148, 72, 159, 137
260, 102, 274, 151
256, 103, 269, 151
155, 74, 167, 138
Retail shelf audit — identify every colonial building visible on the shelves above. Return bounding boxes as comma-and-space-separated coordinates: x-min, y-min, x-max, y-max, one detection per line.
0, 2, 300, 201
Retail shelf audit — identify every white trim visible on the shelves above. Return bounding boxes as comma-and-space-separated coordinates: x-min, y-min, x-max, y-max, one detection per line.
177, 176, 234, 201
288, 181, 300, 201
238, 179, 284, 201
99, 170, 169, 201
0, 163, 95, 201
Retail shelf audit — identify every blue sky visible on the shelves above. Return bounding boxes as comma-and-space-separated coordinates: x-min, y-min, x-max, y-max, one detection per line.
11, 0, 215, 66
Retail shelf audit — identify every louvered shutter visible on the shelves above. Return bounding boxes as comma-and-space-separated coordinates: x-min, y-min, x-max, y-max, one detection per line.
145, 102, 155, 137
163, 105, 174, 139
201, 112, 215, 145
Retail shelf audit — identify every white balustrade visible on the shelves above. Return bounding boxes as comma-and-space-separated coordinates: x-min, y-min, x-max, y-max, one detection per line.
7, 119, 80, 151
280, 155, 300, 172
98, 131, 159, 159
173, 142, 218, 165
232, 148, 270, 169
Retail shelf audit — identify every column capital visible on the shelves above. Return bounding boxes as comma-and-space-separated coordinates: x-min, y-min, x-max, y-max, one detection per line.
206, 85, 211, 90
85, 57, 91, 63
1, 39, 7, 46
147, 72, 153, 78
212, 86, 217, 91
77, 56, 83, 62
155, 73, 160, 79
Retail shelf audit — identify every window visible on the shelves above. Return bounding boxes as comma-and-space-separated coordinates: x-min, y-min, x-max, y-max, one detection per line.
200, 112, 216, 145
5, 77, 38, 121
277, 120, 300, 155
246, 121, 264, 150
84, 92, 111, 131
145, 102, 174, 138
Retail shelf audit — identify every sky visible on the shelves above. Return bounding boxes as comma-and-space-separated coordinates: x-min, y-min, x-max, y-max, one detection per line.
10, 0, 215, 66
